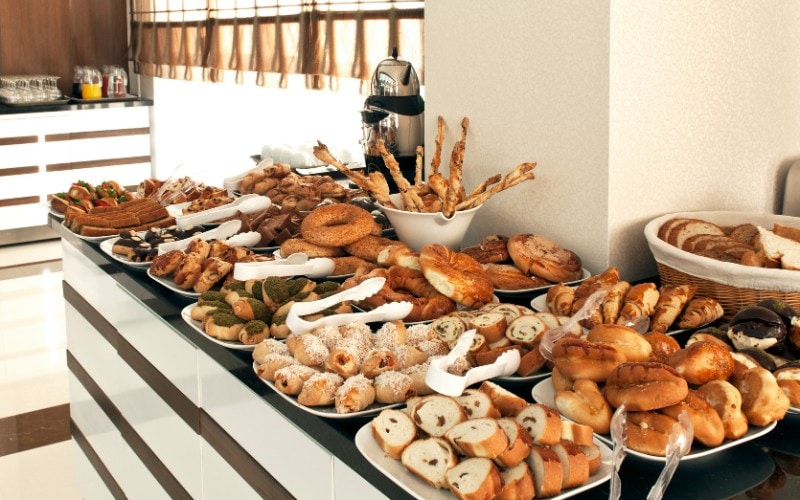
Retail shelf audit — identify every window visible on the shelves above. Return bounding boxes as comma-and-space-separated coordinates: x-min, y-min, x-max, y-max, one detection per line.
128, 0, 424, 89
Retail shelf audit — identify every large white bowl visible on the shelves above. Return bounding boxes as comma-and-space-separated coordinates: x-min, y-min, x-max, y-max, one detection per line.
378, 193, 481, 251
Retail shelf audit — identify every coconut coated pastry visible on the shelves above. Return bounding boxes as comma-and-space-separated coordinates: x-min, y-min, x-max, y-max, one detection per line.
604, 361, 689, 411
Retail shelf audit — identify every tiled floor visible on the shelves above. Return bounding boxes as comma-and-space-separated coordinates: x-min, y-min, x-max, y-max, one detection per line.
0, 239, 82, 499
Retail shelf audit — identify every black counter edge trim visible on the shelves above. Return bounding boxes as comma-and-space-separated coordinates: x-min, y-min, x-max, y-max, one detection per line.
63, 281, 200, 433
199, 410, 295, 500
67, 351, 192, 500
70, 418, 126, 499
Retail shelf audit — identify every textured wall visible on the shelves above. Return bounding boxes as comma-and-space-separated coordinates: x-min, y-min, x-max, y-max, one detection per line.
426, 0, 800, 280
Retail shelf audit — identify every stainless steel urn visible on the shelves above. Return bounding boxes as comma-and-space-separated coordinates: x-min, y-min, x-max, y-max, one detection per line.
361, 48, 424, 193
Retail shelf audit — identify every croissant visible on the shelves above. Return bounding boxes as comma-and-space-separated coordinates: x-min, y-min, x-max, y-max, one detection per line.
650, 284, 697, 333
274, 364, 319, 395
601, 281, 631, 324
297, 372, 343, 406
616, 282, 659, 325
573, 266, 620, 300
546, 284, 576, 316
677, 296, 724, 329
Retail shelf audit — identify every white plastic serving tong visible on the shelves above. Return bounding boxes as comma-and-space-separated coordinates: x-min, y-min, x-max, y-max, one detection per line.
285, 277, 413, 334
175, 193, 271, 228
232, 253, 336, 280
539, 288, 609, 362
425, 329, 521, 397
157, 220, 243, 255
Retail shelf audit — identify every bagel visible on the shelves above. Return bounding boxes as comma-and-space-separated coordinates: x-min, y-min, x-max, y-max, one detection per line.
668, 341, 735, 386
346, 267, 456, 323
507, 233, 583, 283
279, 238, 345, 258
604, 362, 689, 411
586, 324, 653, 362
625, 411, 678, 457
551, 336, 626, 383
300, 203, 375, 247
659, 389, 725, 447
419, 244, 495, 308
343, 234, 395, 263
554, 379, 613, 434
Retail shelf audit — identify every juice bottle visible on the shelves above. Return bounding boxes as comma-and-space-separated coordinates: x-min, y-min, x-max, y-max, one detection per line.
81, 68, 102, 99
72, 66, 84, 98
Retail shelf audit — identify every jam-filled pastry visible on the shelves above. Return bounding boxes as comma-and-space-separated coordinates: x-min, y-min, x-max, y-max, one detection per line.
273, 364, 319, 396
173, 252, 204, 290
360, 348, 400, 378
150, 249, 186, 277
374, 371, 416, 404
255, 353, 298, 382
193, 257, 233, 293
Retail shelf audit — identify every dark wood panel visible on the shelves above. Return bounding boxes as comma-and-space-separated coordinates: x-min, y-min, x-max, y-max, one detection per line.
0, 0, 127, 97
0, 404, 70, 457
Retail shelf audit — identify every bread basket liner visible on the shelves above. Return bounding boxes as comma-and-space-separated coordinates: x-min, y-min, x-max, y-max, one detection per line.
644, 210, 800, 292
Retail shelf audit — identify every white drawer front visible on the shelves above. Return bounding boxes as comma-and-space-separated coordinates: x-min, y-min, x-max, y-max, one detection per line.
200, 441, 261, 500
198, 351, 333, 500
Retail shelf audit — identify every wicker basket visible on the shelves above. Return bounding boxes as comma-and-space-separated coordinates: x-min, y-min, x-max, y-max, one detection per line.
644, 211, 800, 320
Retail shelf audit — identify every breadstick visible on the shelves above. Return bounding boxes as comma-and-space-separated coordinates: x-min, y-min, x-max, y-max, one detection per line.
457, 162, 536, 210
377, 140, 426, 211
313, 141, 395, 207
443, 140, 465, 217
464, 173, 501, 202
430, 116, 445, 176
427, 172, 449, 200
414, 145, 424, 186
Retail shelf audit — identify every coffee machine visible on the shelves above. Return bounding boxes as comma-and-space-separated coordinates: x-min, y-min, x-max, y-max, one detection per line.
361, 48, 424, 193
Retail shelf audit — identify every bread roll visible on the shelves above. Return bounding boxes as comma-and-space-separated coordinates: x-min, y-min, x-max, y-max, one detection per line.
668, 341, 735, 386
586, 323, 653, 362
775, 366, 800, 407
659, 389, 725, 447
604, 362, 689, 411
554, 379, 613, 434
733, 366, 790, 426
552, 336, 626, 383
643, 332, 681, 364
696, 380, 749, 440
625, 411, 679, 457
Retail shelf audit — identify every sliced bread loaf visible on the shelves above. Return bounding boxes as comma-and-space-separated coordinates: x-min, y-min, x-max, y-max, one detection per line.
445, 417, 509, 459
445, 457, 502, 500
370, 408, 417, 460
400, 437, 459, 489
515, 403, 563, 445
526, 444, 563, 498
410, 394, 468, 437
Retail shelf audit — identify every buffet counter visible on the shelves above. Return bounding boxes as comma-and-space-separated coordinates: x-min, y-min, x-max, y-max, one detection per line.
0, 99, 153, 244
52, 215, 800, 499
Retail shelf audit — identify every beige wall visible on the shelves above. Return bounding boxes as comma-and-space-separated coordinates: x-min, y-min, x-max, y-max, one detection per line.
426, 0, 800, 280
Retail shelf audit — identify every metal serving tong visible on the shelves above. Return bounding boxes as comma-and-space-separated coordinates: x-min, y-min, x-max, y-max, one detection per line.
646, 410, 694, 500
425, 329, 521, 397
539, 288, 609, 362
285, 277, 413, 334
232, 253, 336, 280
174, 193, 271, 228
610, 404, 628, 500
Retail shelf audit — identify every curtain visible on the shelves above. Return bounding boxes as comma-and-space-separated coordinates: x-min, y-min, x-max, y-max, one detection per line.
128, 0, 424, 89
